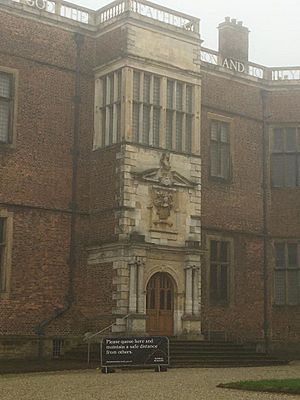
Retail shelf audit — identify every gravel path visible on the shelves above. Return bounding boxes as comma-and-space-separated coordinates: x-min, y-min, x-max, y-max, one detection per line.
0, 363, 300, 400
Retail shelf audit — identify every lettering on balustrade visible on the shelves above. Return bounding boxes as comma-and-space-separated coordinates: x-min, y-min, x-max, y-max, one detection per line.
272, 69, 300, 80
131, 1, 196, 31
222, 58, 245, 73
201, 51, 264, 79
25, 0, 49, 10
101, 336, 169, 367
18, 0, 89, 23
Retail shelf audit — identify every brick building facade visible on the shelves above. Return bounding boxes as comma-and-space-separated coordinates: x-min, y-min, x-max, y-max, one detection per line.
0, 0, 299, 359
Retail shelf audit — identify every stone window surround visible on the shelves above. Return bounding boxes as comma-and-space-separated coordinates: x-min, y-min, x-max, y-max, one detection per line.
206, 234, 234, 306
207, 112, 234, 183
93, 60, 201, 155
0, 66, 18, 149
0, 209, 13, 299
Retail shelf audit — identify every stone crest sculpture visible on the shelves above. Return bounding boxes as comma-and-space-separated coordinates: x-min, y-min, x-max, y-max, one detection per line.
133, 151, 196, 232
153, 190, 174, 224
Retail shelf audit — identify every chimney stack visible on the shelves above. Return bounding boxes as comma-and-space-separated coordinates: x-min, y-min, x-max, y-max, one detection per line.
218, 17, 249, 62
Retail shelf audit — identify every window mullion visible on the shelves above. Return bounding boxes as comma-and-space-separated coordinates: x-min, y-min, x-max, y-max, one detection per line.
93, 78, 101, 149
112, 72, 118, 144
160, 77, 167, 148
217, 123, 222, 176
139, 72, 144, 144
285, 243, 289, 304
172, 82, 176, 150
149, 75, 154, 146
182, 84, 186, 152
104, 76, 110, 146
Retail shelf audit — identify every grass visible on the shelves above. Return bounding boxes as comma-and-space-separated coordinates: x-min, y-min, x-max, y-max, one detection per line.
218, 378, 300, 395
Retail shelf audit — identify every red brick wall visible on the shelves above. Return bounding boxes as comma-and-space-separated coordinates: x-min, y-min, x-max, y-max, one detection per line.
201, 72, 263, 119
201, 108, 264, 234
88, 146, 118, 245
266, 90, 300, 238
201, 70, 300, 345
0, 8, 104, 339
201, 74, 265, 341
266, 90, 300, 343
1, 5, 299, 351
0, 208, 70, 335
201, 232, 265, 341
0, 7, 119, 341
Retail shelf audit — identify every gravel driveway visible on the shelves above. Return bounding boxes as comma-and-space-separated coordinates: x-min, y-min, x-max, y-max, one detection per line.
1, 363, 300, 400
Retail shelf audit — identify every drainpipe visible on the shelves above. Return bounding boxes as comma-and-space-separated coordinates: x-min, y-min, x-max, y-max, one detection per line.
35, 32, 84, 357
261, 89, 270, 353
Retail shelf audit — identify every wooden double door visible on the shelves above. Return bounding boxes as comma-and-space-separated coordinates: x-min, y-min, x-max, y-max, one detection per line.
146, 272, 174, 336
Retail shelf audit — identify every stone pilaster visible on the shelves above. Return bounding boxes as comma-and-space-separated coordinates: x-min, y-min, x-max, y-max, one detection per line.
192, 266, 201, 315
137, 259, 145, 314
182, 256, 202, 337
184, 266, 193, 314
127, 256, 147, 334
128, 260, 137, 313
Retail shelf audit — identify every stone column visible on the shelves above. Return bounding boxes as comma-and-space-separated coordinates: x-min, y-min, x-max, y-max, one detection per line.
182, 263, 202, 337
127, 257, 147, 334
137, 259, 145, 314
192, 266, 200, 315
185, 266, 193, 315
128, 261, 137, 313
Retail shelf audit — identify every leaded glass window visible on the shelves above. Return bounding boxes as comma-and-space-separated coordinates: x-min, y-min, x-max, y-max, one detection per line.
0, 72, 13, 144
274, 242, 300, 305
271, 128, 300, 188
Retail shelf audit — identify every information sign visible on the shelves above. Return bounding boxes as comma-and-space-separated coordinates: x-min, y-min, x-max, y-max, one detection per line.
101, 336, 169, 367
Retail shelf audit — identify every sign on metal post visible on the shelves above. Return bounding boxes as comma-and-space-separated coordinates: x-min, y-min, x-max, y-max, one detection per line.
101, 336, 169, 369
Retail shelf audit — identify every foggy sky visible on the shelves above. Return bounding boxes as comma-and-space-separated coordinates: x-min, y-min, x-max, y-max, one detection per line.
72, 0, 300, 67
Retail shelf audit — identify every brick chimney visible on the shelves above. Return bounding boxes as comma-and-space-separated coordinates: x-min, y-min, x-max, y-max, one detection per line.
218, 17, 249, 62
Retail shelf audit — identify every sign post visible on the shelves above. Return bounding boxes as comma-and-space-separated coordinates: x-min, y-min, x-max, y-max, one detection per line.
101, 336, 169, 373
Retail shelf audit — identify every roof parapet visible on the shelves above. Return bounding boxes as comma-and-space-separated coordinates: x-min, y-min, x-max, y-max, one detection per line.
201, 46, 300, 82
7, 0, 200, 33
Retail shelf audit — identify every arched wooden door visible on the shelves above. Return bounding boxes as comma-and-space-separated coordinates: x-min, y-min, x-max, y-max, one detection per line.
146, 272, 174, 336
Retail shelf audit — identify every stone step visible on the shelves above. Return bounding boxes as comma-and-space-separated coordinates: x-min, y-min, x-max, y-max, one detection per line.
170, 353, 270, 359
170, 341, 255, 347
170, 346, 256, 352
62, 339, 288, 368
170, 361, 288, 368
168, 339, 287, 367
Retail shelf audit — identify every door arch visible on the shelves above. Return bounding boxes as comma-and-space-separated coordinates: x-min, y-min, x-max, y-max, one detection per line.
146, 272, 174, 336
